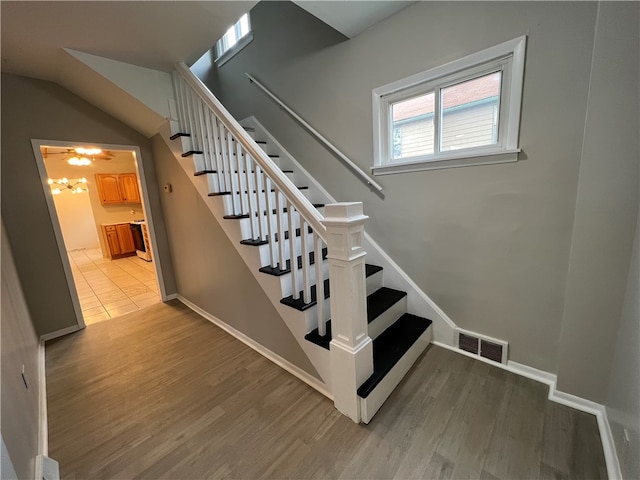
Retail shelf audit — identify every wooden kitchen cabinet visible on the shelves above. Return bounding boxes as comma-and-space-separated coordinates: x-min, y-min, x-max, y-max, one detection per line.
95, 173, 141, 205
119, 173, 141, 203
103, 224, 136, 259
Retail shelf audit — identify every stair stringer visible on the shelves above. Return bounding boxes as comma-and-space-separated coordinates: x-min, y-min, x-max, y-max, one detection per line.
241, 116, 457, 346
158, 121, 333, 392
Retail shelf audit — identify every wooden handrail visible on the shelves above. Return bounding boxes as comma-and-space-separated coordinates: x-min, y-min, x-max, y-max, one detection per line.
175, 62, 327, 239
245, 73, 384, 194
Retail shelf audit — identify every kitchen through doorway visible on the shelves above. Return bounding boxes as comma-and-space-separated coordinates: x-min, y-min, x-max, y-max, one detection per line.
39, 143, 161, 325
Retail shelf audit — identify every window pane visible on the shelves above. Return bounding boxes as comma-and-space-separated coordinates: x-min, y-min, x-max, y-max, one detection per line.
238, 14, 250, 38
225, 25, 237, 49
391, 92, 435, 160
440, 71, 501, 151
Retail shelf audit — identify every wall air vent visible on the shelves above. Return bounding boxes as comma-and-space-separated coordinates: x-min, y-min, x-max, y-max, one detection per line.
456, 329, 508, 364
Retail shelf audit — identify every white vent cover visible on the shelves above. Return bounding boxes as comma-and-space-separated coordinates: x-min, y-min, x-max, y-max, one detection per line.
456, 329, 508, 364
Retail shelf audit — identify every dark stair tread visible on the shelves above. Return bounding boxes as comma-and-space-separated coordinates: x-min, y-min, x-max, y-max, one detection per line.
208, 191, 231, 197
281, 263, 381, 312
222, 204, 324, 220
263, 203, 325, 216
280, 278, 330, 311
181, 150, 203, 157
357, 314, 432, 398
366, 264, 383, 277
367, 287, 407, 323
170, 132, 190, 140
259, 248, 328, 276
305, 320, 333, 350
240, 227, 311, 247
194, 169, 216, 176
238, 186, 308, 194
240, 238, 269, 246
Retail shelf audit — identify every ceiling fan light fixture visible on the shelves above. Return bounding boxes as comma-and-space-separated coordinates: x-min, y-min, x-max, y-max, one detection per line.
76, 147, 101, 156
67, 156, 92, 166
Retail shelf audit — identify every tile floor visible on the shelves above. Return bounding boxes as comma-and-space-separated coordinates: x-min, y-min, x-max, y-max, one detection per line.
68, 248, 160, 325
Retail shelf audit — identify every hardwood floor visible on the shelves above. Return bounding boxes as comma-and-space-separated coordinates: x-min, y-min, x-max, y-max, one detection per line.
46, 300, 607, 479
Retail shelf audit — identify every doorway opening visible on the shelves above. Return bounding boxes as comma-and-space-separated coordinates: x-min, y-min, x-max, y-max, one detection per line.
33, 140, 167, 327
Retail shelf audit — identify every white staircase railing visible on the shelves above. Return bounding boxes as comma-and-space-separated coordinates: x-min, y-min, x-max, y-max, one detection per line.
174, 63, 327, 316
172, 63, 373, 422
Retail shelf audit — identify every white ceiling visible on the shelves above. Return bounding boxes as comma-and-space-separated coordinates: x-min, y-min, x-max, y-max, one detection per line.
293, 1, 414, 38
1, 1, 257, 82
1, 1, 411, 137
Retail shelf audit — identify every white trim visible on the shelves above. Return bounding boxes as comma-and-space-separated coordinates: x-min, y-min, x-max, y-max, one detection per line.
371, 149, 520, 176
31, 140, 86, 331
216, 33, 253, 67
165, 293, 178, 301
30, 139, 172, 323
39, 325, 82, 342
38, 341, 48, 457
434, 341, 622, 480
176, 294, 333, 400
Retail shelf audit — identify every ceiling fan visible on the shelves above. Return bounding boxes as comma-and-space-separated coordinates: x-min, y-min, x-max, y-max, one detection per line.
43, 147, 115, 166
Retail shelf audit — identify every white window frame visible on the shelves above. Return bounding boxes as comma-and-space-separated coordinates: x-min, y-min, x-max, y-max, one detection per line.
215, 13, 253, 67
372, 36, 526, 175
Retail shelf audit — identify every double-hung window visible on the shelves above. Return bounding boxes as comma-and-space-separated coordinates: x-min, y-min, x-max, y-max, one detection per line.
372, 36, 526, 175
215, 13, 253, 66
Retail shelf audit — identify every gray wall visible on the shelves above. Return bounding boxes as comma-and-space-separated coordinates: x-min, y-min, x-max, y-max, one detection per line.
203, 2, 601, 381
605, 210, 640, 480
1, 74, 176, 336
151, 135, 320, 379
556, 1, 639, 403
1, 221, 41, 480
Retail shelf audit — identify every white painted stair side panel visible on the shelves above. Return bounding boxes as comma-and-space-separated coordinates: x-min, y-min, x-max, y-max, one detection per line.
359, 325, 433, 424
160, 121, 332, 388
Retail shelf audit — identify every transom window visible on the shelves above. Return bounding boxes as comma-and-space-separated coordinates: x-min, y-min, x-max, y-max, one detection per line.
215, 13, 253, 66
373, 36, 526, 175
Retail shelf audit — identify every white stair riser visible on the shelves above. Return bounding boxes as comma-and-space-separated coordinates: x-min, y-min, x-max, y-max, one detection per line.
255, 232, 318, 267
366, 270, 383, 296
359, 326, 433, 424
221, 189, 311, 215
277, 261, 330, 299
368, 296, 407, 340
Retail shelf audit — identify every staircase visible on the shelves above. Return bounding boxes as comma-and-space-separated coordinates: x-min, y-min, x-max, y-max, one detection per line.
167, 63, 433, 423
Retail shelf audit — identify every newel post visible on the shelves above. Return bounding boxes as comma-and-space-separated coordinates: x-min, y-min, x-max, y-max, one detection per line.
322, 202, 373, 423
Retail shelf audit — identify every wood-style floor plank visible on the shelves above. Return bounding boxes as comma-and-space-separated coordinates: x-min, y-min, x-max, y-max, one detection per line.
46, 300, 607, 479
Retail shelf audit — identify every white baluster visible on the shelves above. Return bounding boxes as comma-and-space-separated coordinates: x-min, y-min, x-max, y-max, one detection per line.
217, 121, 231, 194
263, 174, 276, 268
314, 233, 326, 336
288, 201, 299, 300
301, 220, 311, 304
254, 165, 266, 242
243, 149, 257, 239
275, 190, 286, 273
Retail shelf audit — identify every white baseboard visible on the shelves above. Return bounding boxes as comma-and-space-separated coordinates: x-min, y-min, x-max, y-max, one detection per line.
176, 295, 333, 400
164, 292, 178, 301
40, 325, 82, 342
433, 341, 622, 480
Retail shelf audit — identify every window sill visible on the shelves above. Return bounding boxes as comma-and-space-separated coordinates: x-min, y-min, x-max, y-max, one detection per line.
215, 33, 254, 67
371, 148, 521, 176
